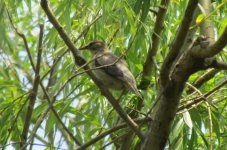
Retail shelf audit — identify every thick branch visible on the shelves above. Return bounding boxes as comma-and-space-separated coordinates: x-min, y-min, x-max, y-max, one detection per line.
119, 1, 171, 148
40, 0, 144, 141
191, 26, 227, 58
160, 0, 199, 85
199, 0, 215, 42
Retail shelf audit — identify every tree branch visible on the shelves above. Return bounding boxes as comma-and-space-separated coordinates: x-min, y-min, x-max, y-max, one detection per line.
178, 79, 227, 112
199, 0, 215, 43
191, 26, 227, 58
39, 83, 82, 146
160, 0, 199, 85
20, 24, 44, 149
187, 69, 219, 94
212, 61, 227, 70
6, 7, 36, 71
139, 0, 170, 90
74, 13, 102, 43
77, 117, 152, 150
40, 0, 144, 141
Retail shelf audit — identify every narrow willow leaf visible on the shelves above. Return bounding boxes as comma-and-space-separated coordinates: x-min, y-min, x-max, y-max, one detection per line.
196, 14, 205, 24
183, 111, 193, 129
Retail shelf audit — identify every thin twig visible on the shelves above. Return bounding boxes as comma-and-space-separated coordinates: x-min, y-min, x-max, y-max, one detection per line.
107, 28, 120, 46
74, 14, 102, 43
41, 50, 68, 81
3, 96, 30, 149
99, 132, 128, 150
40, 83, 82, 146
77, 117, 152, 150
205, 101, 213, 150
6, 7, 35, 71
178, 79, 227, 113
1, 142, 67, 150
20, 24, 44, 149
0, 92, 29, 115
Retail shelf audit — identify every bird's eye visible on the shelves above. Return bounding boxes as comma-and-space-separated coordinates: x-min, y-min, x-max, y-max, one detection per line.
89, 42, 94, 46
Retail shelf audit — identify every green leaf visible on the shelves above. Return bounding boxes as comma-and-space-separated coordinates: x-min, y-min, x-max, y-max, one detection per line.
124, 3, 136, 34
188, 129, 197, 149
45, 112, 56, 137
141, 0, 151, 22
193, 123, 209, 148
133, 0, 143, 14
196, 14, 205, 24
183, 111, 193, 129
219, 17, 227, 34
64, 3, 71, 33
170, 118, 184, 143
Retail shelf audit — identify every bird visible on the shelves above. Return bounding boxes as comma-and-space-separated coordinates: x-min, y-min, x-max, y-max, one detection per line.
79, 40, 143, 100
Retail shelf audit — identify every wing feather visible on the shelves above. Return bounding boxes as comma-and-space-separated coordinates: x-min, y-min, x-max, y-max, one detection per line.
94, 53, 126, 79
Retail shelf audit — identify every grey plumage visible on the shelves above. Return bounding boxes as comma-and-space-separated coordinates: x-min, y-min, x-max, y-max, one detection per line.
79, 40, 143, 100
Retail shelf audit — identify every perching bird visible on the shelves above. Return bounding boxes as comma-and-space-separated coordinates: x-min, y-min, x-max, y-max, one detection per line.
79, 40, 143, 100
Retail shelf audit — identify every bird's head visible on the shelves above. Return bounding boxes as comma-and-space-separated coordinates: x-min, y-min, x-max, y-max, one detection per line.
79, 41, 107, 54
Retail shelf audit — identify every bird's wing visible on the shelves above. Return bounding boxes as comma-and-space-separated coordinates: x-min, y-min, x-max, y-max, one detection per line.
95, 52, 143, 100
94, 52, 126, 79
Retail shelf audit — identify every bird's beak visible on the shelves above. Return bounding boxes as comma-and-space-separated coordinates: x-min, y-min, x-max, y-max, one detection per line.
79, 45, 90, 50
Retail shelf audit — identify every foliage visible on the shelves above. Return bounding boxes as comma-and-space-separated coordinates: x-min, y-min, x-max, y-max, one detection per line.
0, 0, 226, 149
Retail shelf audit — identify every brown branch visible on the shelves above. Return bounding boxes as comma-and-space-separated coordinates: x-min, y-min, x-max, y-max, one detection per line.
187, 69, 219, 94
149, 8, 158, 15
77, 117, 152, 150
39, 83, 82, 146
160, 0, 199, 85
115, 1, 171, 145
1, 142, 66, 150
199, 0, 215, 43
20, 24, 44, 149
74, 14, 102, 43
191, 26, 227, 58
40, 0, 144, 141
6, 7, 36, 71
26, 82, 83, 149
41, 50, 67, 80
41, 11, 102, 83
212, 61, 227, 70
45, 59, 59, 91
140, 0, 170, 90
107, 28, 120, 46
178, 79, 227, 112
26, 107, 51, 147
205, 102, 213, 150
